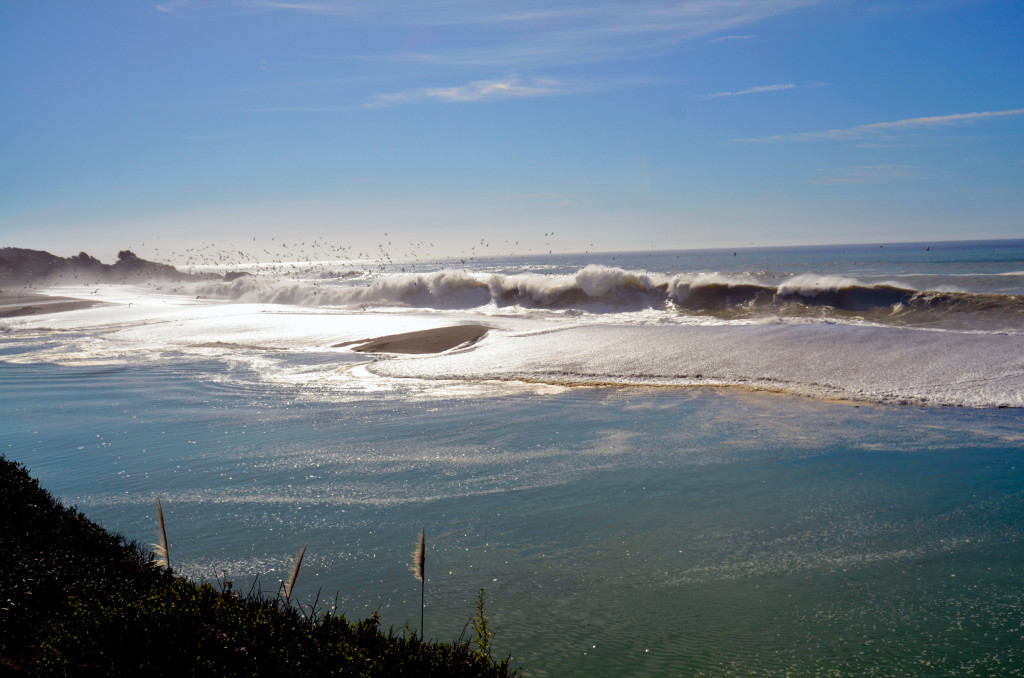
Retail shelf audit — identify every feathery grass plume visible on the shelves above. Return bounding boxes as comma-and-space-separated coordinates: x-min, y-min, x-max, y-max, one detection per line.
412, 526, 425, 636
152, 495, 169, 569
283, 543, 307, 604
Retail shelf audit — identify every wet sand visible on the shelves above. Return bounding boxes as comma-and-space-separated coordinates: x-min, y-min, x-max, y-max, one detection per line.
335, 325, 490, 354
0, 293, 105, 318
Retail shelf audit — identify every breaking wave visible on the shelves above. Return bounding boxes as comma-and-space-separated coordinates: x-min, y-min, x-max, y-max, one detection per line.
188, 265, 1024, 331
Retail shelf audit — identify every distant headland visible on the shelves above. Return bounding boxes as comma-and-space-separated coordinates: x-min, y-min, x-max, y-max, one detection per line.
0, 247, 246, 286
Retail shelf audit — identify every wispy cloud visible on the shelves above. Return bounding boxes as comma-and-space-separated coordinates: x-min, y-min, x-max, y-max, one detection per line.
367, 75, 653, 107
737, 108, 1024, 143
707, 34, 756, 43
159, 1, 823, 68
426, 78, 562, 102
156, 0, 185, 11
697, 83, 795, 99
158, 0, 357, 14
810, 164, 919, 184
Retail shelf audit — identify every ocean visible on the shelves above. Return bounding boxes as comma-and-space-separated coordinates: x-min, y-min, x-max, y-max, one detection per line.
2, 239, 1023, 675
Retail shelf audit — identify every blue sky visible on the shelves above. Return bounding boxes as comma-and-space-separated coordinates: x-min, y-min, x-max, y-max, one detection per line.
1, 0, 1022, 262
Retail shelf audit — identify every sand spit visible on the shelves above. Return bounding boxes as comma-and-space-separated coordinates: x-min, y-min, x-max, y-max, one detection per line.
0, 292, 108, 318
336, 325, 490, 354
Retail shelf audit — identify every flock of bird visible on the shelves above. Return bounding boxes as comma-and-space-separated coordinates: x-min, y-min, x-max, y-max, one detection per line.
144, 231, 569, 272
142, 231, 579, 282
49, 232, 578, 302
3, 232, 597, 307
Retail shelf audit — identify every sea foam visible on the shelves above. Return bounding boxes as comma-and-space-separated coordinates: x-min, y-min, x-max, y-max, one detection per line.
180, 265, 1024, 329
367, 323, 1024, 408
7, 247, 1024, 408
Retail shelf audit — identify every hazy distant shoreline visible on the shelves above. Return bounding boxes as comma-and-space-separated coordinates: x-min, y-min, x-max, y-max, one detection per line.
0, 247, 245, 287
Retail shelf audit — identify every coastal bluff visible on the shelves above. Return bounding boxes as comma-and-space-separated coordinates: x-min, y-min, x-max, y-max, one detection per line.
0, 247, 246, 285
0, 455, 516, 676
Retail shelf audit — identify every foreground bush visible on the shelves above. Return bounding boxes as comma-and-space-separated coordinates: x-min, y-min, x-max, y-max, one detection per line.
0, 455, 515, 677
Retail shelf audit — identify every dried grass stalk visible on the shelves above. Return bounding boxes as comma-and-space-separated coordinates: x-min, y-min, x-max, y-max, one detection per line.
152, 495, 169, 569
412, 527, 425, 582
284, 543, 307, 603
412, 527, 425, 636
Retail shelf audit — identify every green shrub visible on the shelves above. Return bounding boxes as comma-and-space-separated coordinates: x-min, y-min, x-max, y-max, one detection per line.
0, 455, 516, 677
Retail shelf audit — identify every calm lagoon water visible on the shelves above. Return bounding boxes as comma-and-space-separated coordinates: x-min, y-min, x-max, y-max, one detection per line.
3, 240, 1023, 675
3, 361, 1022, 676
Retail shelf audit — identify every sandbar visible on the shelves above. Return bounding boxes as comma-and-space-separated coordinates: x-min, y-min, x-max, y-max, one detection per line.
335, 325, 490, 354
0, 292, 106, 318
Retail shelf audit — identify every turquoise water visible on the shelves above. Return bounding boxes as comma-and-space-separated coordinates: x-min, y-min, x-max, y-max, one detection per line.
3, 361, 1022, 676
3, 239, 1023, 674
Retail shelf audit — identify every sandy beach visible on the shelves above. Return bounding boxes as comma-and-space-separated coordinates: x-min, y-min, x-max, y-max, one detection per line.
336, 325, 490, 354
0, 292, 105, 318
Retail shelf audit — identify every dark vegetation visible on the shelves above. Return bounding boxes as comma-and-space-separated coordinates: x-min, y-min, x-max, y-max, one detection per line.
0, 248, 247, 286
0, 248, 182, 285
0, 455, 516, 677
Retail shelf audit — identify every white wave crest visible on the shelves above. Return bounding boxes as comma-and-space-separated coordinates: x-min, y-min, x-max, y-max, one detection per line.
188, 265, 687, 311
191, 270, 493, 309
777, 274, 865, 297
